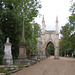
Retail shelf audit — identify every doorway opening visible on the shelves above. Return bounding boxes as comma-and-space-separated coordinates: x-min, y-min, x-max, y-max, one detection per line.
46, 42, 54, 57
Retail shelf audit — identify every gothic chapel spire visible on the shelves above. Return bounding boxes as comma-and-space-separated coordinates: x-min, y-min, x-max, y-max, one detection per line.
56, 16, 58, 34
42, 15, 45, 22
42, 15, 46, 33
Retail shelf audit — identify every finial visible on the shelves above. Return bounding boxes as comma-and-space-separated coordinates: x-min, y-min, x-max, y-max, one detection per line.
6, 37, 9, 43
42, 15, 46, 33
42, 15, 45, 22
56, 16, 58, 34
43, 15, 44, 19
56, 16, 58, 22
56, 16, 58, 19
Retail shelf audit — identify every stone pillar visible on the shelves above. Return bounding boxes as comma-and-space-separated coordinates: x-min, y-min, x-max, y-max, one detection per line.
54, 34, 59, 59
42, 47, 45, 55
56, 16, 58, 34
54, 47, 59, 59
3, 37, 13, 65
18, 18, 26, 59
14, 18, 31, 65
41, 46, 46, 59
42, 15, 46, 33
18, 42, 26, 59
54, 16, 59, 59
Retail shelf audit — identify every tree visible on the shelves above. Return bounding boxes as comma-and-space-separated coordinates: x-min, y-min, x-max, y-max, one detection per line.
0, 30, 5, 64
60, 23, 71, 48
60, 23, 74, 56
69, 1, 75, 50
0, 0, 22, 60
46, 43, 54, 57
0, 0, 41, 64
59, 1, 75, 56
26, 23, 41, 54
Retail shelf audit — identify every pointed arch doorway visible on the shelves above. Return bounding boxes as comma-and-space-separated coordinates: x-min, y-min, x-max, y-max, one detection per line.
46, 42, 55, 57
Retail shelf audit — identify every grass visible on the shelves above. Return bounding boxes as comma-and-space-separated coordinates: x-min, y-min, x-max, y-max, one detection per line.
14, 64, 25, 68
0, 69, 7, 73
0, 69, 9, 75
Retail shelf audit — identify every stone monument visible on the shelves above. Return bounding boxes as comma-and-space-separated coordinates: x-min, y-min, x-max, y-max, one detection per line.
37, 16, 59, 59
3, 37, 13, 65
18, 18, 26, 59
14, 18, 31, 65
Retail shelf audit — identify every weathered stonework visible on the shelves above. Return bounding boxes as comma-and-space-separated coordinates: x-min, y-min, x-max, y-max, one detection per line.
18, 42, 26, 59
3, 37, 13, 65
14, 18, 31, 65
37, 16, 59, 59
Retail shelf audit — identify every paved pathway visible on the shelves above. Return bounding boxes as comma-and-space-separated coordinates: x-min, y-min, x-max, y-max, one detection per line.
11, 56, 75, 75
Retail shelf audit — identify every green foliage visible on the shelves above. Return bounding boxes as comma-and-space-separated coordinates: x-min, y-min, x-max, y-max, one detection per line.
0, 0, 41, 63
60, 23, 71, 49
46, 43, 54, 57
26, 23, 41, 54
0, 0, 22, 60
60, 23, 71, 39
60, 23, 74, 56
70, 34, 75, 49
15, 64, 24, 67
73, 50, 75, 56
0, 30, 5, 64
0, 69, 7, 73
68, 1, 75, 50
33, 23, 41, 37
59, 1, 75, 56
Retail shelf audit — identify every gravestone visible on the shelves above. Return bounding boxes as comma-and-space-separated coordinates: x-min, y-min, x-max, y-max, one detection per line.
3, 37, 13, 65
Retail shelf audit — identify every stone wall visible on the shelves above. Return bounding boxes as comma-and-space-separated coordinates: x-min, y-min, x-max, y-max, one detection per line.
37, 30, 59, 59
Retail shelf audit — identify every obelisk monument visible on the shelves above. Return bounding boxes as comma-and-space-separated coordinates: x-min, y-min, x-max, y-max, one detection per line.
18, 18, 26, 59
15, 18, 31, 65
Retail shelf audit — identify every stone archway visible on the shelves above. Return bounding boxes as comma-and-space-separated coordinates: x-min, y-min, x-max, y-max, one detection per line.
37, 31, 59, 59
37, 16, 59, 59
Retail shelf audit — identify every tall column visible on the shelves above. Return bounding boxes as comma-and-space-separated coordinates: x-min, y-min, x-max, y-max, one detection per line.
54, 34, 59, 59
42, 15, 46, 34
56, 16, 58, 34
54, 16, 59, 59
18, 18, 26, 59
41, 16, 46, 59
54, 47, 59, 59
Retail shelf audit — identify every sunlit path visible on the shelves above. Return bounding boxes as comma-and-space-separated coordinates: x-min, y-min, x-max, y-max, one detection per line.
11, 57, 75, 75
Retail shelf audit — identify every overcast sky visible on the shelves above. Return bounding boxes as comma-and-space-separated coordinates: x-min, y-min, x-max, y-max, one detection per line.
35, 0, 75, 34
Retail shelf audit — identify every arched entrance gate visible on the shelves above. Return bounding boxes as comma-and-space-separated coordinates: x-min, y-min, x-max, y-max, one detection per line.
37, 16, 59, 59
37, 30, 59, 59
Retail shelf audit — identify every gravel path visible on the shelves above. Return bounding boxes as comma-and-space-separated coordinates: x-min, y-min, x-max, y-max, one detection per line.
11, 56, 75, 75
